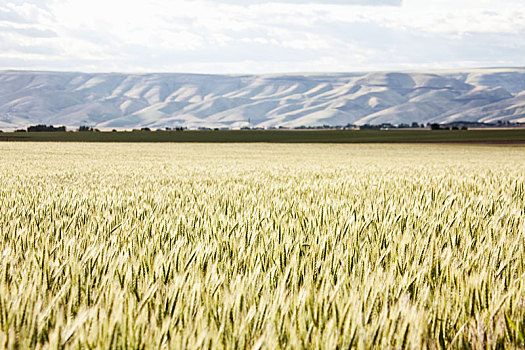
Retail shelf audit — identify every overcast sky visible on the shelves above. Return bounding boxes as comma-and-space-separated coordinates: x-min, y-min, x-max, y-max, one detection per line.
1, 0, 524, 73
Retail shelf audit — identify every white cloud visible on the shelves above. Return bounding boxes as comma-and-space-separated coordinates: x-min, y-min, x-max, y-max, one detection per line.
0, 0, 524, 73
215, 0, 401, 5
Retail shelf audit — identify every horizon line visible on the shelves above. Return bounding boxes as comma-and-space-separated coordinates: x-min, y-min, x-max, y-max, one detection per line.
2, 66, 525, 76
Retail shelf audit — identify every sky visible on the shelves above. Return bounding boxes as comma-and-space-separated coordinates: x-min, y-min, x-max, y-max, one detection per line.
1, 0, 524, 73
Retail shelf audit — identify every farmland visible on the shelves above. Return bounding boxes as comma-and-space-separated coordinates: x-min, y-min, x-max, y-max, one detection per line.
1, 143, 524, 348
1, 129, 525, 143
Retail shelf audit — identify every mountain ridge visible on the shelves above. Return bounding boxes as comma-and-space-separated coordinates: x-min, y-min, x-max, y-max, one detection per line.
1, 68, 525, 130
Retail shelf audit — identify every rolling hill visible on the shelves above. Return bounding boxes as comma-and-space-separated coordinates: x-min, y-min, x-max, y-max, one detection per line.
1, 68, 525, 130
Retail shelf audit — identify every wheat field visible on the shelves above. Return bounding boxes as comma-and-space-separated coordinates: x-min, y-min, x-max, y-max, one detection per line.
0, 143, 524, 349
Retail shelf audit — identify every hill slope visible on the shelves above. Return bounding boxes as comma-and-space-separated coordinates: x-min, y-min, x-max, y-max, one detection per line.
1, 68, 525, 129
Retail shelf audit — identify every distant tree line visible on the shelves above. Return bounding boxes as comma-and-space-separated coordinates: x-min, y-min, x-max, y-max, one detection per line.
78, 126, 100, 132
429, 123, 467, 130
13, 125, 104, 132
284, 122, 425, 130
4, 121, 524, 133
24, 124, 66, 132
131, 127, 186, 132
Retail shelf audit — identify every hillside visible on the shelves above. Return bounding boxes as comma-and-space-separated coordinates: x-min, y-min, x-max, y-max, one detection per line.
1, 68, 525, 130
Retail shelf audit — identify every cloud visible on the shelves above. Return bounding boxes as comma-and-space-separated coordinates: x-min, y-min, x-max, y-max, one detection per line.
0, 0, 524, 73
0, 25, 56, 37
0, 8, 29, 23
214, 0, 401, 5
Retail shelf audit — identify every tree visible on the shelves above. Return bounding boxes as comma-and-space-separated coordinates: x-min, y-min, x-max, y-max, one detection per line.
27, 124, 66, 132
